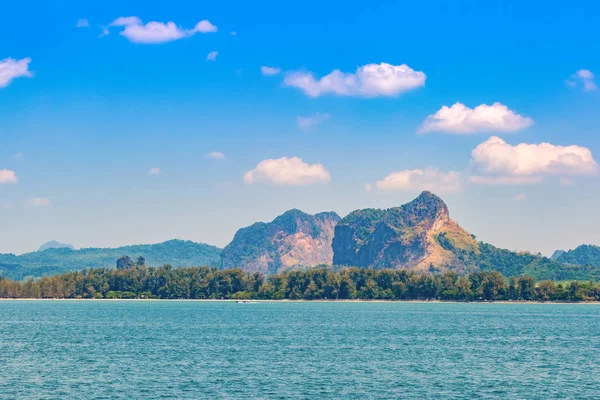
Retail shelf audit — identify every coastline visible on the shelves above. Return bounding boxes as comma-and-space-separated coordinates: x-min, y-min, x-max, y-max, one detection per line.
0, 298, 598, 304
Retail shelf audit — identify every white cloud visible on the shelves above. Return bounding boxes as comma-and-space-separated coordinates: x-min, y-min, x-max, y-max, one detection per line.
376, 168, 461, 193
193, 20, 218, 33
110, 16, 142, 26
207, 151, 226, 160
420, 102, 534, 134
567, 69, 597, 91
364, 183, 373, 192
206, 51, 218, 61
470, 136, 599, 185
76, 19, 90, 28
230, 31, 237, 36
244, 156, 330, 186
284, 62, 426, 98
0, 169, 18, 184
28, 198, 50, 206
99, 27, 110, 37
261, 66, 281, 76
109, 17, 217, 44
148, 167, 160, 175
297, 112, 330, 130
14, 152, 23, 160
0, 58, 33, 88
514, 193, 527, 201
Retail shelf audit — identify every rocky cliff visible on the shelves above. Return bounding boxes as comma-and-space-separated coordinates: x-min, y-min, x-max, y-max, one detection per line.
332, 191, 478, 273
220, 209, 341, 275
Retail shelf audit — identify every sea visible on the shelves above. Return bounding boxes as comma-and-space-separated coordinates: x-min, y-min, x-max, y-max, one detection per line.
1, 301, 599, 399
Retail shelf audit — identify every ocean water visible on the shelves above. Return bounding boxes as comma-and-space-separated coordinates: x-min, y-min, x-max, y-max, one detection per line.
1, 301, 599, 399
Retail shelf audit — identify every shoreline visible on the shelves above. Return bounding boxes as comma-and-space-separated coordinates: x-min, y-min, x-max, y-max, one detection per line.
0, 298, 598, 304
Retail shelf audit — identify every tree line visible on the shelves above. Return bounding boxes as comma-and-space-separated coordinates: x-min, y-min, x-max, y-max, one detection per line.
1, 262, 600, 301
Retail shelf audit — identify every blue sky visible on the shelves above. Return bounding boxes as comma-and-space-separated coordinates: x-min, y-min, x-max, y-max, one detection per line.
1, 0, 600, 255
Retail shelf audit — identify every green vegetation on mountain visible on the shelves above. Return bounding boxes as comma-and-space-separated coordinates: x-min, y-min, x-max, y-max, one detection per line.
221, 209, 340, 275
1, 265, 599, 302
555, 245, 600, 267
0, 240, 221, 280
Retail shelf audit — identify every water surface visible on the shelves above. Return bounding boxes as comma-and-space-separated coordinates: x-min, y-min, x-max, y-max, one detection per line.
1, 301, 599, 399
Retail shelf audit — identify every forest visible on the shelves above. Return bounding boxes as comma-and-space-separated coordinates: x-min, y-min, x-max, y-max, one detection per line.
1, 260, 599, 302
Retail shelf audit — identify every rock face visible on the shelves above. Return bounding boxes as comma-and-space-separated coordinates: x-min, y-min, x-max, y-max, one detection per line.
220, 209, 341, 275
332, 191, 478, 273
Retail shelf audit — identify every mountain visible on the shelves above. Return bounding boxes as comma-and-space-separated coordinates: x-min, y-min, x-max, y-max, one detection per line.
551, 250, 566, 260
555, 245, 600, 266
38, 240, 75, 252
0, 240, 221, 280
333, 191, 477, 273
332, 191, 598, 281
220, 209, 341, 275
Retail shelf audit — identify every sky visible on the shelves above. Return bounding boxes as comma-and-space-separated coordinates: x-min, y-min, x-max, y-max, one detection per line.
1, 0, 600, 256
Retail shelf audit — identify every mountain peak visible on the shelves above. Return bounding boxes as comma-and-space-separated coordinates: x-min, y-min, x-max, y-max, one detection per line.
333, 191, 473, 271
38, 240, 75, 252
221, 209, 341, 275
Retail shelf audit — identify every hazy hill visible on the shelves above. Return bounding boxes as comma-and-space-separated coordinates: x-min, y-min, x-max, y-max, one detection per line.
220, 209, 341, 275
38, 240, 75, 252
0, 240, 221, 280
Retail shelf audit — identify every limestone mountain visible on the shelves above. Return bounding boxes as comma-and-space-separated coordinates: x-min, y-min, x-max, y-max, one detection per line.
220, 209, 341, 275
330, 191, 594, 280
332, 191, 478, 273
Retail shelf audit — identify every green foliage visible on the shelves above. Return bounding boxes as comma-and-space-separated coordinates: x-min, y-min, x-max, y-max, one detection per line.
556, 245, 600, 266
0, 240, 222, 280
2, 266, 599, 302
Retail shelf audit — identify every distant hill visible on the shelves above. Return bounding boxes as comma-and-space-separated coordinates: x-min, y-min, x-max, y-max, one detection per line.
0, 240, 222, 280
221, 209, 341, 275
555, 245, 600, 266
38, 240, 75, 252
332, 191, 599, 281
551, 250, 566, 260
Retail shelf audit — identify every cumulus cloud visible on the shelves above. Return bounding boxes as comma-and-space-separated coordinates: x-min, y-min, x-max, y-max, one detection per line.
76, 19, 90, 28
148, 167, 160, 175
0, 169, 18, 184
376, 168, 461, 193
244, 156, 330, 186
194, 20, 218, 33
284, 62, 426, 98
207, 151, 226, 160
566, 69, 597, 91
261, 66, 281, 76
28, 198, 50, 206
420, 102, 534, 134
297, 112, 330, 130
206, 51, 218, 61
0, 58, 33, 88
109, 16, 217, 44
470, 136, 599, 185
